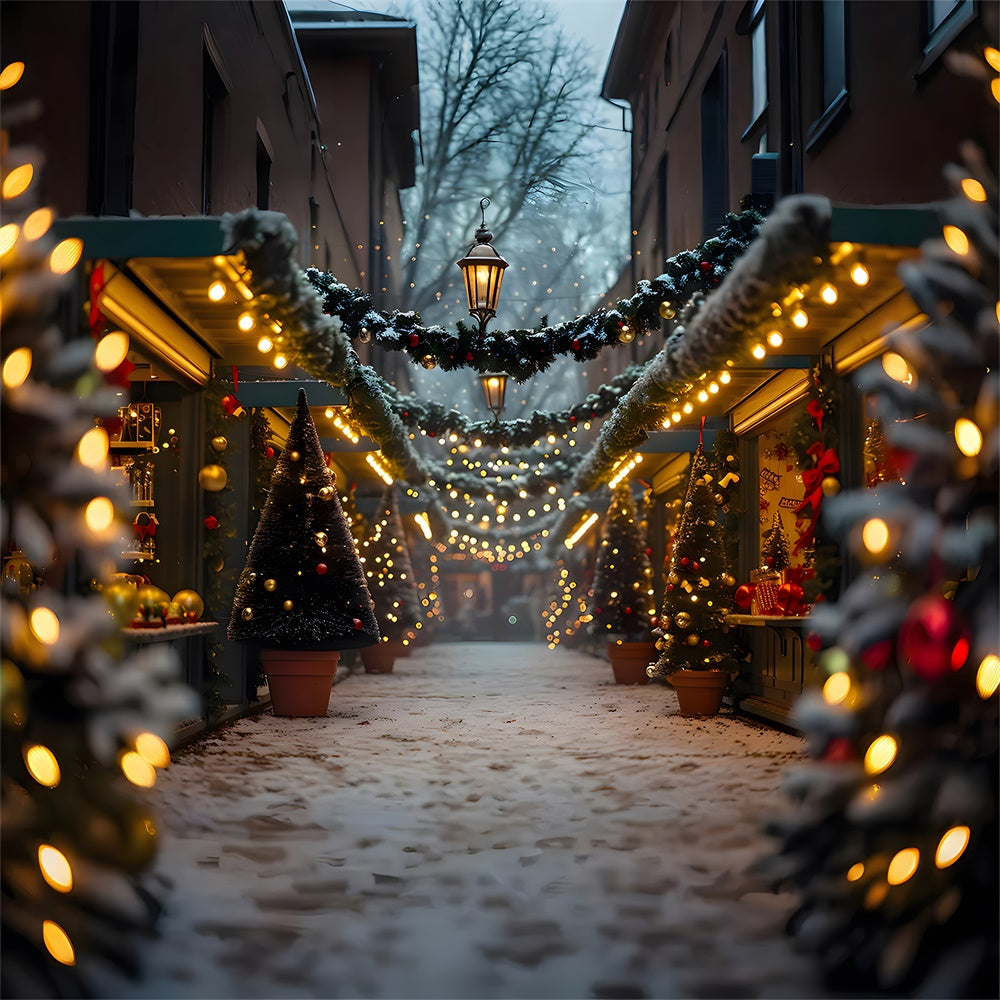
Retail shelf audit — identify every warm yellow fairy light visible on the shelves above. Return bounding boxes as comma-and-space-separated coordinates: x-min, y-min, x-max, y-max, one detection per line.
24, 744, 60, 787
887, 847, 919, 885
976, 653, 1000, 698
0, 61, 25, 90
120, 750, 156, 788
257, 336, 272, 353
820, 282, 839, 304
850, 263, 870, 286
208, 281, 226, 301
38, 845, 73, 892
791, 309, 808, 329
682, 402, 693, 414
960, 177, 987, 202
49, 238, 83, 275
94, 331, 130, 372
846, 862, 865, 882
767, 330, 784, 348
989, 77, 999, 103
366, 453, 394, 485
3, 346, 32, 388
0, 222, 19, 256
135, 731, 171, 768
987, 46, 1000, 71
3, 163, 34, 199
861, 517, 890, 555
719, 370, 731, 384
76, 427, 109, 469
954, 418, 983, 457
564, 512, 599, 549
42, 921, 75, 966
935, 825, 970, 868
751, 344, 767, 360
708, 381, 719, 394
697, 389, 708, 402
85, 496, 115, 533
23, 207, 53, 241
881, 351, 913, 384
864, 733, 898, 775
414, 512, 432, 540
29, 607, 60, 645
822, 672, 852, 706
671, 411, 682, 423
273, 354, 288, 369
237, 312, 255, 332
943, 225, 970, 255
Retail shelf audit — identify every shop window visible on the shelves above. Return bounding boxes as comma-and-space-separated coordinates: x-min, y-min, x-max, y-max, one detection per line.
804, 0, 849, 153
755, 408, 809, 577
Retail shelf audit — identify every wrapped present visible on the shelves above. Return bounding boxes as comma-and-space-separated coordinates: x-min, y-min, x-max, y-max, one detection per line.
750, 567, 781, 615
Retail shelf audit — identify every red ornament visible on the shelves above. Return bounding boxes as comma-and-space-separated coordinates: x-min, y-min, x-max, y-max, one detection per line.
734, 584, 755, 610
898, 595, 971, 681
316, 563, 328, 575
859, 639, 893, 671
265, 446, 275, 458
352, 618, 363, 630
806, 631, 823, 652
702, 639, 710, 647
203, 515, 219, 530
680, 556, 690, 567
571, 339, 580, 351
807, 399, 825, 432
408, 333, 420, 347
823, 737, 856, 763
221, 394, 247, 418
699, 261, 712, 272
775, 582, 806, 616
465, 351, 474, 362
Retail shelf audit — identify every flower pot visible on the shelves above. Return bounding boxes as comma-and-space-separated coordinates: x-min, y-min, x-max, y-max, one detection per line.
260, 648, 340, 717
607, 640, 656, 685
361, 642, 396, 674
670, 668, 729, 717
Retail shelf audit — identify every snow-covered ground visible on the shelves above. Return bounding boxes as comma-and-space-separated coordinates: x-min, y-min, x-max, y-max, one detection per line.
94, 642, 827, 999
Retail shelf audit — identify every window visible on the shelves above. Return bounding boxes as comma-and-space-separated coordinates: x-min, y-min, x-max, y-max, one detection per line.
701, 57, 729, 238
804, 0, 848, 152
256, 134, 271, 211
922, 0, 975, 70
750, 3, 767, 125
928, 0, 971, 33
201, 49, 228, 215
663, 33, 673, 86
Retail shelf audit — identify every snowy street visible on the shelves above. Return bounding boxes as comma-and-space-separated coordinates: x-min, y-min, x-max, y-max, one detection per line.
98, 642, 826, 1000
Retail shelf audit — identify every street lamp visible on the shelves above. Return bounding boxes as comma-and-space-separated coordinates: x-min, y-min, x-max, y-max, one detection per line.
457, 198, 509, 421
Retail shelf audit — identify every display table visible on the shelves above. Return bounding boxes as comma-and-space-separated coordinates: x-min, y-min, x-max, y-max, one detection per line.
122, 621, 221, 642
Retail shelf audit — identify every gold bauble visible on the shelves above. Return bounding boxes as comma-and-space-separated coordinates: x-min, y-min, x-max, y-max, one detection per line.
241, 607, 253, 621
104, 580, 141, 624
318, 486, 334, 499
655, 638, 666, 651
721, 573, 736, 588
198, 464, 228, 492
687, 633, 701, 646
283, 600, 293, 611
715, 493, 724, 504
658, 301, 676, 320
210, 436, 228, 453
674, 611, 692, 629
289, 450, 301, 462
618, 326, 636, 344
821, 476, 841, 496
314, 531, 328, 547
172, 589, 205, 621
264, 578, 277, 592
420, 355, 437, 370
136, 585, 170, 618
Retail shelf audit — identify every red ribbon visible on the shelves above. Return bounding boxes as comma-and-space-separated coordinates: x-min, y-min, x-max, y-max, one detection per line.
807, 399, 825, 432
699, 414, 706, 447
794, 443, 840, 554
232, 366, 239, 395
89, 263, 106, 337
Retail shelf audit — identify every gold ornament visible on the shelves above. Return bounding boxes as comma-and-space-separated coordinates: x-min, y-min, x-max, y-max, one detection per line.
283, 599, 293, 611
198, 464, 228, 492
420, 355, 437, 370
210, 436, 228, 453
668, 573, 679, 585
687, 633, 701, 646
721, 573, 735, 588
264, 579, 277, 592
675, 611, 692, 628
715, 493, 724, 504
314, 531, 328, 547
618, 325, 636, 344
289, 450, 300, 462
658, 301, 676, 320
318, 486, 334, 499
172, 589, 204, 621
166, 601, 183, 621
103, 580, 141, 624
136, 585, 170, 618
241, 607, 253, 621
821, 476, 841, 496
655, 638, 666, 650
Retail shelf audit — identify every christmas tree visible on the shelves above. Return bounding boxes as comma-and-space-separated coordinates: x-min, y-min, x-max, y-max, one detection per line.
587, 484, 656, 640
228, 389, 379, 649
764, 140, 998, 995
1, 71, 197, 995
648, 442, 738, 676
360, 485, 423, 645
762, 511, 790, 573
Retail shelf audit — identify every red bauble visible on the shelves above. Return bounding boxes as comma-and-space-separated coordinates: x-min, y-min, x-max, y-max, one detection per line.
571, 339, 580, 351
316, 563, 328, 575
702, 639, 710, 647
408, 333, 420, 347
734, 584, 755, 610
465, 351, 474, 362
699, 261, 712, 272
680, 556, 690, 566
897, 595, 971, 681
860, 639, 893, 671
265, 446, 274, 458
806, 631, 823, 652
776, 582, 805, 616
352, 618, 362, 630
203, 515, 219, 530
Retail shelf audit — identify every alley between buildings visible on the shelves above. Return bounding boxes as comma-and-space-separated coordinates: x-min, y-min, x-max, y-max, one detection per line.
95, 642, 826, 1000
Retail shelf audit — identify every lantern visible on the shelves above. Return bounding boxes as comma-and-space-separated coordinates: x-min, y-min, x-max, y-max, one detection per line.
479, 372, 507, 422
456, 198, 508, 337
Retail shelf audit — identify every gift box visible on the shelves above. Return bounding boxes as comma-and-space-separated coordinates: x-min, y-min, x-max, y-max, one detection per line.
750, 567, 781, 615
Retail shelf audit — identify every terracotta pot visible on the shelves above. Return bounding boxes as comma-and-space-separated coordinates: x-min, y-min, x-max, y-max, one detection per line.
607, 640, 656, 685
670, 668, 729, 716
260, 648, 339, 717
361, 642, 396, 674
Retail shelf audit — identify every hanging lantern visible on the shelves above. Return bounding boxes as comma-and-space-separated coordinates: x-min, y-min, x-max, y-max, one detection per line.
479, 372, 507, 422
456, 198, 508, 338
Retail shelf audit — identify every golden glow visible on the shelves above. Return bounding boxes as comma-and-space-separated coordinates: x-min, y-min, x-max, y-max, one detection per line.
960, 177, 987, 202
120, 750, 156, 788
882, 351, 913, 385
791, 309, 808, 329
273, 354, 288, 369
49, 238, 83, 275
237, 312, 255, 332
698, 389, 708, 403
751, 344, 767, 360
0, 61, 26, 90
820, 283, 839, 304
976, 653, 1000, 698
0, 222, 19, 256
257, 336, 273, 353
3, 163, 34, 199
77, 427, 109, 469
719, 370, 731, 384
822, 672, 852, 706
38, 845, 73, 892
846, 862, 865, 882
935, 825, 970, 868
991, 77, 1000, 103
366, 453, 394, 485
24, 744, 60, 787
414, 512, 433, 540
23, 207, 53, 241
94, 331, 130, 372
564, 512, 599, 550
850, 263, 870, 286
986, 46, 1000, 71
862, 517, 890, 555
135, 731, 171, 768
42, 921, 75, 966
864, 733, 898, 776
954, 418, 983, 457
943, 225, 970, 256
208, 280, 226, 301
767, 330, 784, 348
84, 496, 116, 533
3, 346, 32, 388
29, 607, 60, 645
887, 847, 919, 885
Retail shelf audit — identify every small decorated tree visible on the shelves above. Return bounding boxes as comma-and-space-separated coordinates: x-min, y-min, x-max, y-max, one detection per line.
762, 511, 790, 574
228, 389, 379, 712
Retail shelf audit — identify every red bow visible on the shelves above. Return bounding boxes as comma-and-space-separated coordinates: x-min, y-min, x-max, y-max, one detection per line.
794, 443, 839, 554
133, 515, 158, 543
807, 399, 825, 431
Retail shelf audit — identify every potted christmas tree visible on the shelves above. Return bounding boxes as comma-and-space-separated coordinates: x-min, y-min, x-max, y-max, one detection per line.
228, 389, 379, 714
588, 484, 658, 683
648, 440, 739, 715
358, 485, 423, 673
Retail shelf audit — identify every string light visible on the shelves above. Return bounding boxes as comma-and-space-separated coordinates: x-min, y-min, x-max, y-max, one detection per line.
76, 427, 109, 469
42, 921, 75, 966
564, 512, 599, 549
864, 733, 897, 775
208, 281, 226, 301
976, 653, 1000, 698
935, 825, 970, 868
2, 346, 32, 388
120, 750, 156, 788
38, 845, 73, 892
135, 732, 171, 768
24, 744, 60, 787
886, 847, 919, 885
366, 453, 394, 485
94, 331, 130, 372
954, 418, 983, 457
29, 607, 60, 645
48, 238, 82, 275
2, 163, 33, 199
850, 262, 870, 286
942, 225, 970, 256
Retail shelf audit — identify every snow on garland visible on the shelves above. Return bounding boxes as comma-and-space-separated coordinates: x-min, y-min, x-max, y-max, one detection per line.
305, 211, 762, 382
